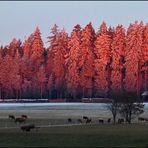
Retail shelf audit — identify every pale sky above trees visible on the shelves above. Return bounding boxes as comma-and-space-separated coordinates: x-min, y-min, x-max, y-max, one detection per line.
0, 1, 148, 47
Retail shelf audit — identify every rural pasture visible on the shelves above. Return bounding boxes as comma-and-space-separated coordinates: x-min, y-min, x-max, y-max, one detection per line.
0, 123, 148, 147
0, 103, 148, 147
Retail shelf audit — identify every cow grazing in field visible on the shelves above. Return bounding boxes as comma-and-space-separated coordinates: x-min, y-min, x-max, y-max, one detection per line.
83, 116, 88, 120
21, 115, 28, 119
118, 118, 124, 124
99, 119, 104, 124
20, 124, 35, 132
9, 115, 15, 120
86, 118, 92, 124
68, 118, 72, 123
107, 118, 111, 123
138, 117, 145, 121
77, 119, 82, 123
138, 117, 148, 122
15, 117, 26, 124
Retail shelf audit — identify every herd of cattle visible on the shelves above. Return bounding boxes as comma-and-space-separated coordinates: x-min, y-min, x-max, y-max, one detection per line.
8, 114, 148, 132
68, 116, 121, 124
8, 114, 35, 132
67, 116, 148, 124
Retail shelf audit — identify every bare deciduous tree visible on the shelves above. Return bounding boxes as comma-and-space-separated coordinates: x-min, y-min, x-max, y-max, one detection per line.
106, 92, 121, 124
119, 91, 144, 124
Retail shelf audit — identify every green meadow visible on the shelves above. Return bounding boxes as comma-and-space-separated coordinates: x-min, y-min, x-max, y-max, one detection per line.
0, 122, 148, 147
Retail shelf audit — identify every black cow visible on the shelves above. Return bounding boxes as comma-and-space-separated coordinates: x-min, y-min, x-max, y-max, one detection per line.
107, 118, 111, 123
118, 118, 124, 124
68, 118, 72, 123
86, 118, 92, 124
99, 119, 104, 124
83, 116, 88, 120
138, 117, 145, 121
138, 117, 148, 122
9, 115, 15, 120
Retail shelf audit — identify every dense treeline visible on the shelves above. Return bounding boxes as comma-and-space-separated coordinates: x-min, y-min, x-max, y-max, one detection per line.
0, 21, 148, 100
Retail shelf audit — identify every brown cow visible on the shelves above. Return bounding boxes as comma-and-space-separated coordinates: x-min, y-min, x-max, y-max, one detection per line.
15, 117, 26, 124
20, 124, 35, 132
21, 115, 28, 119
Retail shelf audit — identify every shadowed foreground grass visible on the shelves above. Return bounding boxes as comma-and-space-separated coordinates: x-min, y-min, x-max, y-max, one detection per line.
0, 124, 148, 147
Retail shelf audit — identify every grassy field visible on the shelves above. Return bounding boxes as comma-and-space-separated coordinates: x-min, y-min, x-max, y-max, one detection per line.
0, 106, 148, 147
0, 122, 148, 147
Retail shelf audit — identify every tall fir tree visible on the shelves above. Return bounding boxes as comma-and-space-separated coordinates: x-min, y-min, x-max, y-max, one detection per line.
125, 21, 143, 94
31, 27, 44, 61
36, 65, 47, 99
79, 22, 95, 98
66, 24, 82, 99
47, 25, 69, 98
94, 22, 111, 97
111, 25, 126, 93
141, 24, 148, 91
46, 24, 59, 98
23, 33, 34, 59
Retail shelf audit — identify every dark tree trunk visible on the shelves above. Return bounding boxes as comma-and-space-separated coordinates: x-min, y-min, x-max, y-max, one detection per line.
113, 114, 116, 124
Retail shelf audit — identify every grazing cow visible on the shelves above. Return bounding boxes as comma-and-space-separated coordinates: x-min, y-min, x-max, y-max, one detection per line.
77, 119, 82, 123
138, 117, 148, 122
9, 115, 15, 120
118, 118, 124, 124
21, 115, 28, 119
86, 118, 92, 124
15, 117, 26, 124
83, 116, 88, 120
99, 119, 104, 124
20, 124, 35, 132
68, 118, 72, 123
138, 117, 145, 122
107, 118, 111, 123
